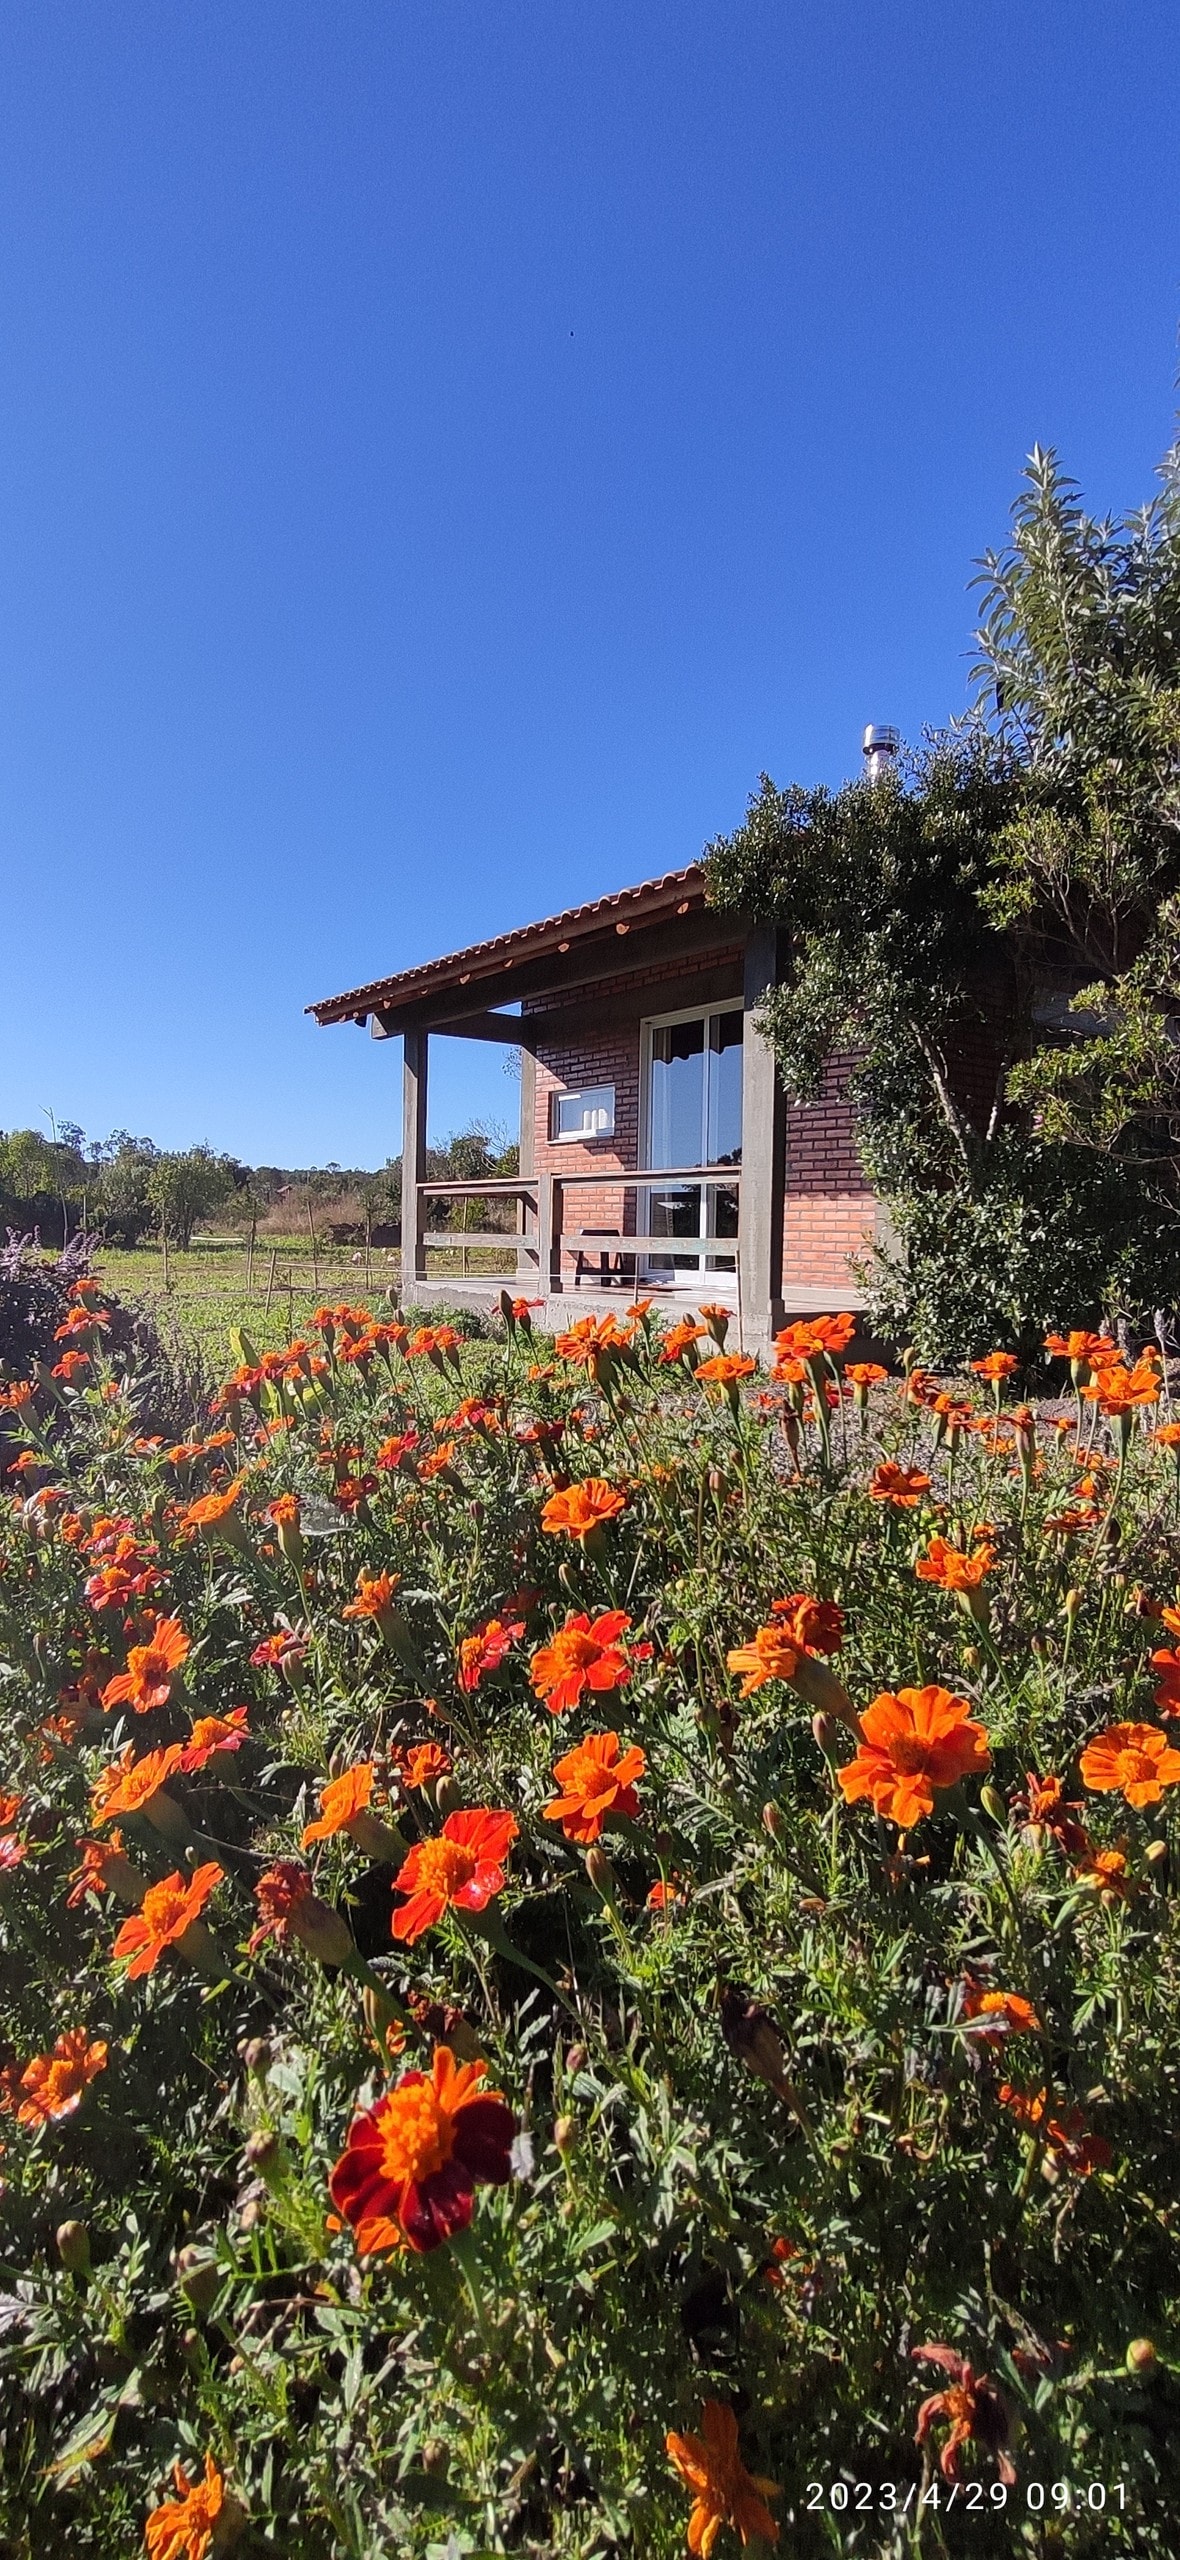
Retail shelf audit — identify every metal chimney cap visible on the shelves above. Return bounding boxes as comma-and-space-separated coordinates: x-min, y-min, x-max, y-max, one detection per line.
862, 724, 900, 757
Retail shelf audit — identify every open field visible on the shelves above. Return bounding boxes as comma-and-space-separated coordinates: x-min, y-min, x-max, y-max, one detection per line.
93, 1233, 516, 1361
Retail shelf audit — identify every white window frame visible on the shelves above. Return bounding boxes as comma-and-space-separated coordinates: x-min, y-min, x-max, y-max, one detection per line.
638, 999, 742, 1287
549, 1082, 616, 1144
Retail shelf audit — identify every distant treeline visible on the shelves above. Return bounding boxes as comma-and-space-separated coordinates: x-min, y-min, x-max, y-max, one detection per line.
0, 1122, 518, 1248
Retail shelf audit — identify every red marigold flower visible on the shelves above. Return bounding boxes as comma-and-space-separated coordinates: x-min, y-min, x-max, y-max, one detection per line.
51, 1348, 91, 1381
1078, 1722, 1180, 1808
838, 1687, 991, 1829
394, 1741, 453, 1792
391, 1808, 518, 1943
997, 2084, 1112, 2174
144, 2449, 244, 2560
726, 1624, 799, 1698
112, 1862, 223, 1979
100, 1614, 190, 1714
769, 1594, 843, 1656
457, 1616, 525, 1692
329, 2044, 516, 2255
868, 1461, 931, 1507
912, 2345, 1015, 2485
0, 2027, 107, 2126
177, 1710, 250, 1775
665, 2398, 780, 2555
544, 1731, 646, 1843
529, 1610, 635, 1715
250, 1629, 308, 1675
375, 1428, 420, 1470
540, 1478, 628, 1540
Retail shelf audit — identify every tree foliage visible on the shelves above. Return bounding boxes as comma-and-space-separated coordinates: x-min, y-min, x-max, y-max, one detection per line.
705, 432, 1180, 1356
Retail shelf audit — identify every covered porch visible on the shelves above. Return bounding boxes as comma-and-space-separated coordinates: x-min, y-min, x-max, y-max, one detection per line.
309, 866, 871, 1350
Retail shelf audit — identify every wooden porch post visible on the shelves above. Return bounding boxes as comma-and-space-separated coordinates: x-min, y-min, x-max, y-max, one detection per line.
402, 1029, 429, 1286
739, 926, 785, 1355
517, 1041, 536, 1284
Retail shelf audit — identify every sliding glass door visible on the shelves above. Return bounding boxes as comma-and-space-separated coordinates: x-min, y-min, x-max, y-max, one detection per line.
642, 1004, 742, 1281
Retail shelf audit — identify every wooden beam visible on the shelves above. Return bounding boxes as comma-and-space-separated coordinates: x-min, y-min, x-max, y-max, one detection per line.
402, 1030, 429, 1286
374, 1007, 537, 1049
361, 907, 736, 1035
738, 927, 785, 1351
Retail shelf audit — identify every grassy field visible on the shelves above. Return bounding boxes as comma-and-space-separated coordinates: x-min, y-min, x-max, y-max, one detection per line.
92, 1232, 516, 1361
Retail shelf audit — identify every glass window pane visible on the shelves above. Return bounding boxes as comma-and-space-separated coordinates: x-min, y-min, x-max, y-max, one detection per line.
649, 1018, 705, 1169
706, 1010, 743, 1166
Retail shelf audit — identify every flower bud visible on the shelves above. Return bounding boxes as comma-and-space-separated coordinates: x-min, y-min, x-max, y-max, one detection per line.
961, 1645, 982, 1672
434, 1774, 463, 1817
762, 1801, 785, 1839
421, 2438, 449, 2474
1144, 1838, 1169, 1867
56, 2219, 90, 2276
175, 2246, 221, 2314
1126, 2338, 1157, 2375
290, 1893, 355, 1968
243, 2129, 282, 2179
553, 2114, 578, 2160
585, 1844, 615, 1897
979, 1784, 1008, 1828
240, 2037, 271, 2075
565, 2044, 587, 2076
810, 1713, 838, 1755
1064, 1587, 1082, 1621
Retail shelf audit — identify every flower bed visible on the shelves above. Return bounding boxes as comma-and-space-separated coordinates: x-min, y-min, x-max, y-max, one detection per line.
0, 1289, 1177, 2554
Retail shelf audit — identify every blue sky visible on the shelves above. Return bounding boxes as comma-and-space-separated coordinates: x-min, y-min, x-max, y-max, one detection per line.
1, 2, 1177, 1166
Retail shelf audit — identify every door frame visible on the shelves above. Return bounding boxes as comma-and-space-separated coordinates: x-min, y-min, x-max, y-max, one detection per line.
638, 998, 743, 1288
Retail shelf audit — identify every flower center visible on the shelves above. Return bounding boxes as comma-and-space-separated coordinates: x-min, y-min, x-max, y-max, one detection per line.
554, 1630, 602, 1674
1117, 1745, 1155, 1782
413, 1836, 478, 1899
376, 2079, 456, 2186
887, 1735, 937, 1775
141, 1879, 188, 1936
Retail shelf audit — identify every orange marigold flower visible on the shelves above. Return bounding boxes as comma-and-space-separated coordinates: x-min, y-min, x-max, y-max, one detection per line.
660, 1319, 708, 1364
394, 1740, 453, 1791
458, 1616, 525, 1691
838, 1687, 991, 1829
846, 1361, 889, 1389
391, 1808, 518, 1942
0, 2028, 107, 2126
868, 1461, 931, 1507
769, 1593, 843, 1656
178, 1478, 247, 1535
665, 2398, 780, 2556
112, 1862, 223, 1979
997, 2084, 1111, 2174
914, 1535, 996, 1592
341, 1569, 399, 1620
1153, 1420, 1180, 1453
1045, 1329, 1116, 1368
774, 1313, 855, 1363
177, 1710, 250, 1774
51, 1348, 91, 1381
726, 1624, 799, 1698
540, 1478, 628, 1540
544, 1730, 646, 1843
266, 1493, 301, 1529
375, 1428, 420, 1470
329, 2044, 516, 2255
530, 1610, 635, 1715
144, 2449, 243, 2560
100, 1614, 190, 1714
970, 1351, 1018, 1382
92, 1743, 185, 1824
959, 1978, 1040, 2040
1083, 1358, 1161, 1415
66, 1830, 136, 1907
694, 1352, 756, 1390
302, 1763, 376, 1845
1073, 1842, 1135, 1901
554, 1313, 630, 1371
912, 2345, 1015, 2485
1078, 1722, 1180, 1808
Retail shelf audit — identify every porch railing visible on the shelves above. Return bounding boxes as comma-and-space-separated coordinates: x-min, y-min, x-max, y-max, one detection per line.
409, 1167, 741, 1292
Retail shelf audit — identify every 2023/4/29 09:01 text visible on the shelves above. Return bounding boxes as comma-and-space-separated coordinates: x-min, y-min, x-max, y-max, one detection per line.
806, 2479, 1129, 2514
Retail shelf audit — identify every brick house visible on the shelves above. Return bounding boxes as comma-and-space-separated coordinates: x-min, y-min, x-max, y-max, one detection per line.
309, 864, 883, 1352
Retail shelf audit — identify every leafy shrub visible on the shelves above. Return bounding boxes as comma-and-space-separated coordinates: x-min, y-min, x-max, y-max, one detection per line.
0, 1294, 1178, 2556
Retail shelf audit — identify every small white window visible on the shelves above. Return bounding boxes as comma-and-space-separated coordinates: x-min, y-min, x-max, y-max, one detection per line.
551, 1084, 615, 1142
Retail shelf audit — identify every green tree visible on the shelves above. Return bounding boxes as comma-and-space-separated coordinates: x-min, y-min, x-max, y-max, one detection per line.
146, 1146, 239, 1248
705, 432, 1180, 1359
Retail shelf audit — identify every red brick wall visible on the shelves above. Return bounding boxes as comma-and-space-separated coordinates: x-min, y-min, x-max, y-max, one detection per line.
783, 1050, 876, 1299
